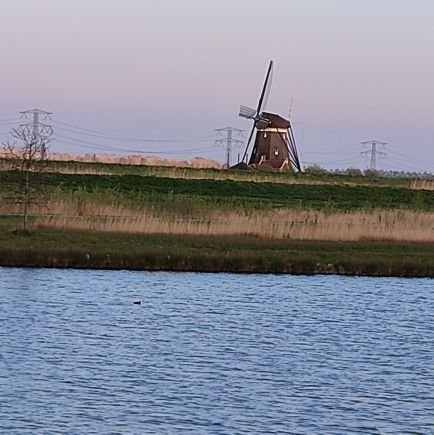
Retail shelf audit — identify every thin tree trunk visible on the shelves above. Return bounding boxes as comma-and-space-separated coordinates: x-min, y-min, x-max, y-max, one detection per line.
23, 167, 30, 232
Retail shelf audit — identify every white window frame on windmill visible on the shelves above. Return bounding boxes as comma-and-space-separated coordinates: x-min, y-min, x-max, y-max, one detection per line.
257, 127, 288, 133
258, 127, 288, 135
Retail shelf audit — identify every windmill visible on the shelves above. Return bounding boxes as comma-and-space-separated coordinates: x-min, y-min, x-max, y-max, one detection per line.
237, 61, 302, 171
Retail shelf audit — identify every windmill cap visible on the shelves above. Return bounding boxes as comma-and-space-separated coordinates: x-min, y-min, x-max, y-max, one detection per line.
260, 112, 290, 129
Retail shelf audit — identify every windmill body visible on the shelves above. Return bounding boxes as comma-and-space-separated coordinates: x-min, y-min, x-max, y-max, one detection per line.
237, 61, 302, 172
248, 112, 293, 170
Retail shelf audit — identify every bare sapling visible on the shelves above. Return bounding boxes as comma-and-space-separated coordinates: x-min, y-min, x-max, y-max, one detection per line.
2, 126, 52, 232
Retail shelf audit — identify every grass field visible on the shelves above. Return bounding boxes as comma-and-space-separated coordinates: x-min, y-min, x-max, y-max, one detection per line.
0, 157, 419, 187
1, 160, 433, 275
1, 170, 434, 213
1, 169, 434, 243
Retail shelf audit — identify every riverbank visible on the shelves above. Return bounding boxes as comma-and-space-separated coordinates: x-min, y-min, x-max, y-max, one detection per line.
2, 227, 433, 277
2, 169, 434, 243
1, 162, 434, 276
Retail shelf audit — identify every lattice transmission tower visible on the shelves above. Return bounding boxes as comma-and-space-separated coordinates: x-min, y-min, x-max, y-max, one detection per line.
214, 127, 244, 168
19, 108, 54, 159
361, 140, 387, 171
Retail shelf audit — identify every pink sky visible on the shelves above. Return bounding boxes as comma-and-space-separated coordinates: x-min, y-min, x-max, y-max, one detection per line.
1, 0, 434, 171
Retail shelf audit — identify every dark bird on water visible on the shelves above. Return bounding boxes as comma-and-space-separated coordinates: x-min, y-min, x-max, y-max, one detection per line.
133, 300, 142, 305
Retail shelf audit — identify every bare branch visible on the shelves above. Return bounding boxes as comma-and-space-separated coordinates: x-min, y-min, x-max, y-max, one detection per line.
2, 124, 52, 231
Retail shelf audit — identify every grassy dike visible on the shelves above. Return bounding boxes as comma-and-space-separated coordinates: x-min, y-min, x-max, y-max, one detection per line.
1, 223, 433, 276
1, 163, 434, 276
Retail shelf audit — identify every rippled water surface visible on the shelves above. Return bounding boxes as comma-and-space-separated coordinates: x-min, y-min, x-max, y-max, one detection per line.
0, 268, 433, 433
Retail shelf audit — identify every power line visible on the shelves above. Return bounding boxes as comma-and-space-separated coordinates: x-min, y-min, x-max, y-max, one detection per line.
387, 148, 434, 166
54, 136, 215, 155
0, 118, 19, 122
0, 122, 19, 127
385, 157, 433, 172
303, 147, 361, 155
56, 142, 215, 156
7, 113, 432, 169
306, 158, 365, 165
380, 159, 427, 172
54, 131, 214, 152
51, 119, 215, 143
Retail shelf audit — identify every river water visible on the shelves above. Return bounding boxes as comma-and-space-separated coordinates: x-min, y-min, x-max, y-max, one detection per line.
0, 268, 433, 434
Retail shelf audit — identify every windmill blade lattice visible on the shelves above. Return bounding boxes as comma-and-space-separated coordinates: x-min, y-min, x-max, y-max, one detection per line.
241, 60, 274, 162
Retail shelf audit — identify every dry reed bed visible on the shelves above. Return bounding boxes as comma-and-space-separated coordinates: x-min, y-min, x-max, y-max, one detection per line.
24, 200, 434, 243
410, 179, 434, 191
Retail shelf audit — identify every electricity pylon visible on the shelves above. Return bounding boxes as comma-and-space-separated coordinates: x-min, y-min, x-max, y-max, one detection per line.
361, 140, 387, 170
19, 108, 53, 159
215, 127, 244, 168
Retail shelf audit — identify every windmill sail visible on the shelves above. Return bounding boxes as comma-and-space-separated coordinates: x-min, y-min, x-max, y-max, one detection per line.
239, 105, 257, 119
241, 60, 274, 162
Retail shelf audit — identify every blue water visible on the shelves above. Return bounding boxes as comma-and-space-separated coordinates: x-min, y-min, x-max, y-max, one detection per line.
0, 268, 433, 434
